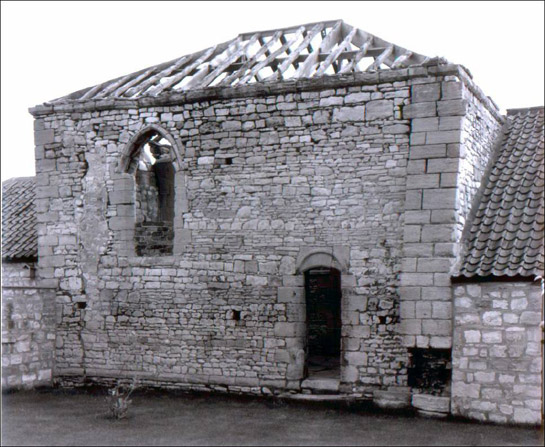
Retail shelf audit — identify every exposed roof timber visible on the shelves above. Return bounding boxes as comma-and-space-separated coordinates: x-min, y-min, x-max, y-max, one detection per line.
49, 20, 434, 103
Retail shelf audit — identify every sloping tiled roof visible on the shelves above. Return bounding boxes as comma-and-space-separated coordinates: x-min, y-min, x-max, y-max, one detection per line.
50, 20, 431, 104
458, 107, 544, 278
2, 177, 37, 261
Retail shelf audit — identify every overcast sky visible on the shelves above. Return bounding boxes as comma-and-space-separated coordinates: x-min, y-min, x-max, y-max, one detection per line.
1, 1, 544, 181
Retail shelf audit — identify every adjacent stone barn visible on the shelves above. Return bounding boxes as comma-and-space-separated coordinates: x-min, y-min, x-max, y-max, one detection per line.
3, 20, 543, 425
1, 177, 56, 389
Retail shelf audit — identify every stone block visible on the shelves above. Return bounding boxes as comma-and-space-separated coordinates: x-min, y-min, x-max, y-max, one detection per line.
333, 106, 365, 122
405, 189, 422, 210
405, 210, 431, 224
417, 258, 453, 273
409, 144, 447, 159
412, 117, 439, 132
437, 100, 467, 116
520, 311, 541, 325
415, 302, 431, 318
412, 83, 441, 103
451, 381, 480, 399
441, 82, 463, 100
422, 319, 451, 335
400, 301, 415, 319
403, 225, 421, 243
277, 287, 304, 304
373, 389, 411, 409
429, 298, 452, 317
365, 100, 392, 120
426, 157, 459, 172
399, 319, 422, 335
406, 174, 439, 190
431, 209, 457, 223
399, 286, 421, 300
344, 92, 370, 103
429, 336, 451, 348
482, 311, 502, 326
400, 273, 434, 286
422, 189, 457, 210
513, 408, 541, 425
439, 116, 464, 130
420, 224, 455, 242
403, 243, 433, 258
403, 102, 437, 118
34, 129, 55, 145
407, 160, 426, 174
412, 394, 450, 413
383, 124, 410, 134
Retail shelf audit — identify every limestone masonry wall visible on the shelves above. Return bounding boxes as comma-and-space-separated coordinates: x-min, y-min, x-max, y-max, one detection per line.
30, 66, 510, 402
399, 73, 503, 351
451, 282, 543, 425
1, 262, 56, 389
34, 77, 419, 395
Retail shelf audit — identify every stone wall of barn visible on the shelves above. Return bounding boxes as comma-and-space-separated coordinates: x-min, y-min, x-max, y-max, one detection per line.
29, 64, 503, 398
451, 281, 543, 425
1, 262, 56, 390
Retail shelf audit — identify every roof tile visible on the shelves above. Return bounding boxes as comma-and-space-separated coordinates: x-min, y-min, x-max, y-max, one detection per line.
2, 177, 37, 261
458, 107, 544, 278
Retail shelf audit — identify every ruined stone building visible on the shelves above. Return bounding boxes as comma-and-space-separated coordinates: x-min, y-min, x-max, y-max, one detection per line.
2, 20, 544, 425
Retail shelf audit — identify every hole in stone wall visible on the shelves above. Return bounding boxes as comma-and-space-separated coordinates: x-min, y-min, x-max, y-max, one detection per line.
76, 302, 87, 310
408, 348, 452, 396
129, 131, 175, 257
225, 157, 233, 165
232, 310, 241, 321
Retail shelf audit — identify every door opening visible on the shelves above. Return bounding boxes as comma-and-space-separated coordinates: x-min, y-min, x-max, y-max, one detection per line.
304, 267, 342, 379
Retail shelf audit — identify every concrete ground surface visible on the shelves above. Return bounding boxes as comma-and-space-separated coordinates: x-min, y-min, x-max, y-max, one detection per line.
1, 389, 543, 446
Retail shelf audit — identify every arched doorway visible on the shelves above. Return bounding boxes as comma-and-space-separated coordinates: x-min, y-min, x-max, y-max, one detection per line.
304, 267, 342, 379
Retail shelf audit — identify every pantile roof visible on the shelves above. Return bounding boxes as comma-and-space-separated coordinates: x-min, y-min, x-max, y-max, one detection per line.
458, 107, 544, 278
2, 177, 37, 261
50, 20, 431, 104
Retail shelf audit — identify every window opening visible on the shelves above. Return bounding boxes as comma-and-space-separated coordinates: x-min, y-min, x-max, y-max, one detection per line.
129, 131, 175, 256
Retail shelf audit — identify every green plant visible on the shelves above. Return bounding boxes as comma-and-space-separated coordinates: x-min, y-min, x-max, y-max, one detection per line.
107, 378, 137, 419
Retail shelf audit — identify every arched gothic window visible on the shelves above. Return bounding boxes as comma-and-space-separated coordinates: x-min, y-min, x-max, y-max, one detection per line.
127, 130, 175, 256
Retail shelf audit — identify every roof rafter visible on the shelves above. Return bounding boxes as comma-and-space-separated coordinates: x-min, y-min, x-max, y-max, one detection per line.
50, 20, 434, 103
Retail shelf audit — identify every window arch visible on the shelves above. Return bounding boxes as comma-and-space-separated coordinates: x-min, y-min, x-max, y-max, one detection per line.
121, 126, 181, 257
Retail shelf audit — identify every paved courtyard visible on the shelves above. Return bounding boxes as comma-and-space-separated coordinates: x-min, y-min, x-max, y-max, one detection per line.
1, 389, 543, 446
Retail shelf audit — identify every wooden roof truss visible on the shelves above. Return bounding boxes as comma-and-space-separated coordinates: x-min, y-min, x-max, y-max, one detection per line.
58, 20, 430, 102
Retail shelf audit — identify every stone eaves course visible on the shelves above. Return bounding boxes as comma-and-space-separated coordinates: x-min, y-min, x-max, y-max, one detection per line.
458, 106, 544, 278
1, 176, 37, 262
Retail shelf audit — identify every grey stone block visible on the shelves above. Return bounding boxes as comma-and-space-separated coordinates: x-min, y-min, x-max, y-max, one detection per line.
34, 129, 55, 145
412, 83, 441, 103
365, 100, 393, 120
437, 99, 467, 116
403, 102, 436, 119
